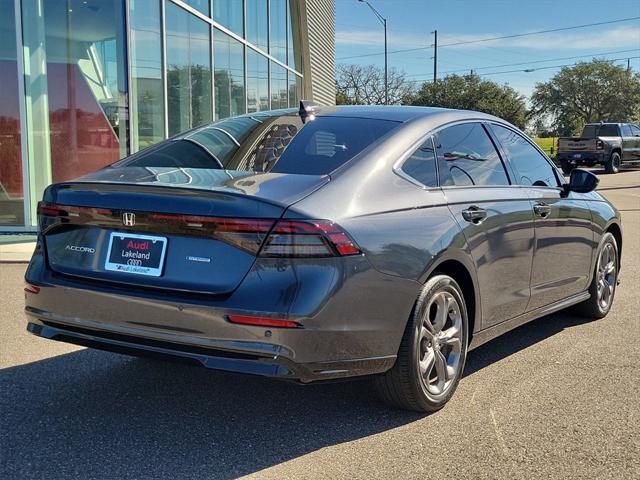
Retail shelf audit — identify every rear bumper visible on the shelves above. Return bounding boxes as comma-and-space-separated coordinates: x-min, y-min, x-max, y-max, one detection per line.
24, 240, 419, 382
26, 319, 395, 382
557, 152, 605, 166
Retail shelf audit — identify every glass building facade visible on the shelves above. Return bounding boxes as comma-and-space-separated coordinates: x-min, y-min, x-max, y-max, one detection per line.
0, 0, 307, 230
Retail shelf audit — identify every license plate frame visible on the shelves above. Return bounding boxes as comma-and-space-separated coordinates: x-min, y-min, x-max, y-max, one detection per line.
105, 232, 168, 277
573, 153, 582, 159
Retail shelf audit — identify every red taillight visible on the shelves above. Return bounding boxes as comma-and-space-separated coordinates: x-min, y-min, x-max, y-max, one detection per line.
596, 140, 604, 150
147, 213, 274, 254
227, 315, 301, 328
37, 202, 112, 218
260, 220, 362, 257
24, 284, 41, 294
37, 203, 362, 258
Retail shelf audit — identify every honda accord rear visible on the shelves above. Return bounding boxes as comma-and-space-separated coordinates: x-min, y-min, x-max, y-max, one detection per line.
27, 104, 620, 412
24, 105, 418, 384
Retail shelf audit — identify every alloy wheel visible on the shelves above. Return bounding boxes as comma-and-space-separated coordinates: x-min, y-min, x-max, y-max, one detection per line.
596, 242, 617, 311
417, 291, 463, 397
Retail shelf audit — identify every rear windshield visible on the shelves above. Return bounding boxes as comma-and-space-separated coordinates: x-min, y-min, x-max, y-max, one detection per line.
581, 124, 620, 137
119, 112, 400, 176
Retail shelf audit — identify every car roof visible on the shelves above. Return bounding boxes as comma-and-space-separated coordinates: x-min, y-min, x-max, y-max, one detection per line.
310, 105, 503, 123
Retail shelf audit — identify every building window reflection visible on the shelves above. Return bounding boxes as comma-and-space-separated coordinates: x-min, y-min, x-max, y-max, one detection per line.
4, 0, 310, 230
213, 0, 244, 36
214, 29, 246, 120
166, 2, 212, 136
247, 49, 270, 113
271, 62, 288, 109
130, 0, 165, 151
246, 0, 268, 52
0, 0, 24, 225
269, 0, 287, 63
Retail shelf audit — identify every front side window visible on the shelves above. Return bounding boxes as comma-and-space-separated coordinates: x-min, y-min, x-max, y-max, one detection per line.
400, 138, 438, 187
435, 123, 509, 187
492, 125, 559, 188
631, 125, 640, 136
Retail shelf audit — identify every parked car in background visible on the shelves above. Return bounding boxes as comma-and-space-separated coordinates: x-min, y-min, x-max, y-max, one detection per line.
557, 122, 640, 174
25, 105, 622, 412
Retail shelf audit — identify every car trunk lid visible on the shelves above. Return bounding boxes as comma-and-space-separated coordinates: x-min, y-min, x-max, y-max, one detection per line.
40, 168, 329, 295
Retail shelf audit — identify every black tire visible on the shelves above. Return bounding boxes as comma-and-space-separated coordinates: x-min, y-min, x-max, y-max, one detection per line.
561, 162, 574, 176
604, 152, 621, 174
573, 232, 618, 318
373, 275, 469, 412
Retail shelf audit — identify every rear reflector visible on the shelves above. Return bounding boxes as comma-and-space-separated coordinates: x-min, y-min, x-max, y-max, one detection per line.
227, 315, 301, 328
24, 284, 41, 294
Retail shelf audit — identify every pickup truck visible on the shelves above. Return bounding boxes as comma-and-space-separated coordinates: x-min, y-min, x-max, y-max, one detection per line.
557, 122, 640, 174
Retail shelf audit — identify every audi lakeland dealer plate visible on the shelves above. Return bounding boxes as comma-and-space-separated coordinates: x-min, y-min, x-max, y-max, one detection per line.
105, 232, 167, 277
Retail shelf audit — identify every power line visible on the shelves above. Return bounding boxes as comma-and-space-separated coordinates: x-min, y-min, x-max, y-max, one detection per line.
406, 55, 640, 83
405, 49, 640, 79
336, 16, 640, 61
480, 56, 640, 76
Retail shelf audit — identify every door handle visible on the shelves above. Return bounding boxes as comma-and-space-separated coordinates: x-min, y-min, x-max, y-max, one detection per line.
462, 206, 487, 224
533, 202, 551, 217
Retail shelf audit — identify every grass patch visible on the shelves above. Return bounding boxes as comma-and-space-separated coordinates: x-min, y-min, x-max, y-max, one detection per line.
533, 137, 557, 157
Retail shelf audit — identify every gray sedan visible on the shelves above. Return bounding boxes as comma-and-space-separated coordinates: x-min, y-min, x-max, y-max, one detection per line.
25, 105, 622, 412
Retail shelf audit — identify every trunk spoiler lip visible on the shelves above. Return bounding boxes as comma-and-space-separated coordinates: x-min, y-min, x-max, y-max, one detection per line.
45, 173, 331, 210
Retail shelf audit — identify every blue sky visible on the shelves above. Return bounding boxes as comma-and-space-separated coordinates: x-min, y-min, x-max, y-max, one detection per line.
335, 0, 640, 100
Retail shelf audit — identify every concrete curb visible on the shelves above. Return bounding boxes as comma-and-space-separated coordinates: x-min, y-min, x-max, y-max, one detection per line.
0, 242, 35, 263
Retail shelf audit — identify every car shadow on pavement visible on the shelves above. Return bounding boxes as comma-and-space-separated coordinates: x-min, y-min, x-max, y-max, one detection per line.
1, 311, 594, 479
464, 310, 596, 376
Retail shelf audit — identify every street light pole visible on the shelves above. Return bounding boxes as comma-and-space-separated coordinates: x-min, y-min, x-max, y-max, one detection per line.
358, 0, 388, 105
383, 17, 388, 105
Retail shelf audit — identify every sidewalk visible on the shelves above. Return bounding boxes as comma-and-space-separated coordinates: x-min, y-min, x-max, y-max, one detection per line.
0, 236, 36, 263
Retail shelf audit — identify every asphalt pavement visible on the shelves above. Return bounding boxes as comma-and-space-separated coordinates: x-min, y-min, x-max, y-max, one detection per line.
1, 170, 638, 479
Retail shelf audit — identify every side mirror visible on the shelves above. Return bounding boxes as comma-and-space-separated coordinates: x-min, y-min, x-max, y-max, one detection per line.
563, 168, 599, 195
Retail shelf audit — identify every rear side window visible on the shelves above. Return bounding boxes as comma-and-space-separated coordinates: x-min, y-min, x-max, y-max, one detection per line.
400, 137, 438, 187
492, 124, 559, 187
582, 125, 597, 137
621, 124, 633, 137
598, 124, 620, 136
435, 123, 509, 187
271, 117, 400, 175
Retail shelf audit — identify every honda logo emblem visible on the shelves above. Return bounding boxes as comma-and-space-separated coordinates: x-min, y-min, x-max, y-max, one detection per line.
122, 212, 136, 226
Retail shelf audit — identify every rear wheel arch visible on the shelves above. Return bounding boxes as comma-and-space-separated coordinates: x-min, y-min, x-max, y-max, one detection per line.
426, 258, 478, 344
605, 222, 622, 268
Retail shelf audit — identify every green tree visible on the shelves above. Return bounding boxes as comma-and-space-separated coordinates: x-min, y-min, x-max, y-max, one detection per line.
531, 60, 640, 135
410, 73, 528, 129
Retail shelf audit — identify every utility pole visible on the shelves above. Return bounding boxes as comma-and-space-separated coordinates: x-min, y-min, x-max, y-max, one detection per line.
628, 58, 631, 72
432, 30, 438, 84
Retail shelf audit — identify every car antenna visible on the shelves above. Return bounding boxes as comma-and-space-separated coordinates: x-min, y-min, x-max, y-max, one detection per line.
299, 100, 320, 124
